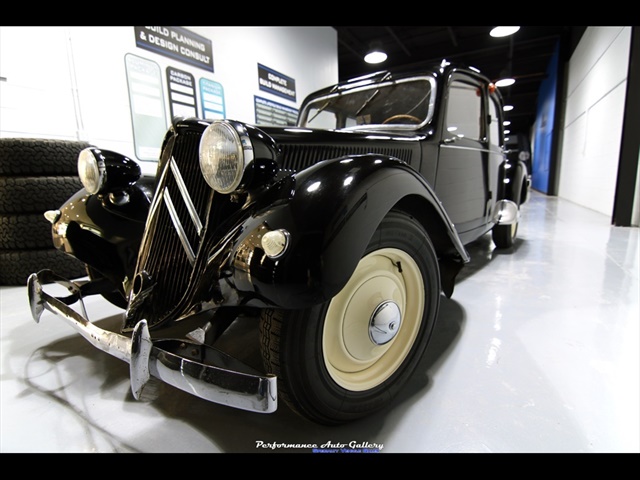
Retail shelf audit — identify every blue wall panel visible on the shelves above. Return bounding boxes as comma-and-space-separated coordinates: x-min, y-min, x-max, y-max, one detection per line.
532, 42, 560, 193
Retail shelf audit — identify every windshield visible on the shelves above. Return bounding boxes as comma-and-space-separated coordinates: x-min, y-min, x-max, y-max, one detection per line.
298, 76, 436, 130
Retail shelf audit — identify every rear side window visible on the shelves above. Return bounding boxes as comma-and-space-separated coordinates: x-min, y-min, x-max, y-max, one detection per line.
488, 95, 503, 147
445, 79, 482, 141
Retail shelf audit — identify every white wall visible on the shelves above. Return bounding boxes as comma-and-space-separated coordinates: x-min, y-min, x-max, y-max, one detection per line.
0, 26, 338, 175
634, 152, 640, 225
0, 28, 80, 141
188, 27, 338, 123
558, 27, 633, 219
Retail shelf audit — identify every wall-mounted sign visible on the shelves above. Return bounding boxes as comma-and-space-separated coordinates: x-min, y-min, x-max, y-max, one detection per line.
134, 26, 214, 72
254, 96, 298, 127
200, 78, 225, 120
166, 67, 197, 120
258, 64, 296, 102
124, 54, 168, 161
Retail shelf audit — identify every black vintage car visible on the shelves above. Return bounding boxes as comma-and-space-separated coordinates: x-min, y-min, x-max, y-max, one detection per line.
27, 60, 529, 425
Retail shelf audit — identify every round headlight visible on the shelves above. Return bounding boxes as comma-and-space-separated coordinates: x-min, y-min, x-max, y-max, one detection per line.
199, 121, 253, 194
78, 148, 106, 194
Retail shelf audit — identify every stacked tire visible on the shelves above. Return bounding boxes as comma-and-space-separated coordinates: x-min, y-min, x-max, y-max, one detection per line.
0, 138, 89, 285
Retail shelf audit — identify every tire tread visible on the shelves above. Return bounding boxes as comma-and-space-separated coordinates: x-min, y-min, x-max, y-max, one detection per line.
0, 138, 90, 176
0, 249, 86, 285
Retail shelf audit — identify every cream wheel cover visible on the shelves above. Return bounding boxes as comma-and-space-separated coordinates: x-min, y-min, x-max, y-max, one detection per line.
322, 247, 425, 391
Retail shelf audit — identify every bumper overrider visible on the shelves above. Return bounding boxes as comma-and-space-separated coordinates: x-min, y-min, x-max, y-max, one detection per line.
27, 269, 277, 414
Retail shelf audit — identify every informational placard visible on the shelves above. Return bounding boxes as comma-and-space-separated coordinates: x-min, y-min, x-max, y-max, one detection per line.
257, 64, 296, 102
124, 54, 168, 161
166, 67, 197, 120
254, 96, 298, 126
134, 26, 214, 72
199, 78, 225, 120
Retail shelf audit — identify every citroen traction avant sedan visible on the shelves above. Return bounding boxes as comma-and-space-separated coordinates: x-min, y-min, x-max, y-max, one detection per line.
27, 60, 529, 425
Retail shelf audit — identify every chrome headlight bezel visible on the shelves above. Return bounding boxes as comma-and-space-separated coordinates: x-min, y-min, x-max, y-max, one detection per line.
78, 147, 107, 195
199, 120, 254, 194
77, 147, 141, 195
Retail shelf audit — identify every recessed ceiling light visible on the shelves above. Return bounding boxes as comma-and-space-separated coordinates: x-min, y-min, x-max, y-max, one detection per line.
365, 50, 387, 64
503, 105, 514, 112
490, 26, 520, 38
364, 42, 387, 64
495, 77, 516, 87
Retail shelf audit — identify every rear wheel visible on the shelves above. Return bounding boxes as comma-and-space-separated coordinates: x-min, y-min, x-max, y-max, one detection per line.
492, 220, 518, 248
259, 210, 440, 424
492, 178, 527, 249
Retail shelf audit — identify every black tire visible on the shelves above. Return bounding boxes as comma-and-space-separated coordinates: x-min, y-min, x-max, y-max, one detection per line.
0, 214, 52, 250
0, 176, 82, 214
492, 181, 525, 249
0, 138, 89, 176
259, 210, 441, 424
0, 249, 87, 285
492, 221, 518, 248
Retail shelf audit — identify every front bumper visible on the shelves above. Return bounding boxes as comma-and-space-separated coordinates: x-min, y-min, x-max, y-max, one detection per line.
27, 269, 277, 414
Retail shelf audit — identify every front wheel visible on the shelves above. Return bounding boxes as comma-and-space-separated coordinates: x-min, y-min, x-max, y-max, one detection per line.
259, 210, 441, 424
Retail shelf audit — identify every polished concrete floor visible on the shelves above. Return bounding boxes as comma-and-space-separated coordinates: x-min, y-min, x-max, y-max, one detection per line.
1, 190, 638, 453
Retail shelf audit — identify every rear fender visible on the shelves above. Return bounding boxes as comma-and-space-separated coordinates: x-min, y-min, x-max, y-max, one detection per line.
499, 159, 528, 206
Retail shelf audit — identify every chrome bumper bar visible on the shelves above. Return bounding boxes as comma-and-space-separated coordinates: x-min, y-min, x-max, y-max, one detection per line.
27, 270, 277, 414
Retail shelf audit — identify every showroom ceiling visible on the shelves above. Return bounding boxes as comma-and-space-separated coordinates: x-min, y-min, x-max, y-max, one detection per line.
332, 26, 586, 136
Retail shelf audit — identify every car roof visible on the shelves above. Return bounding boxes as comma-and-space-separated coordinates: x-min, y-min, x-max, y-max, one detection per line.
301, 60, 498, 105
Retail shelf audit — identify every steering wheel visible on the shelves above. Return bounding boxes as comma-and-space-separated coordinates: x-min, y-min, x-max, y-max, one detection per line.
381, 114, 422, 125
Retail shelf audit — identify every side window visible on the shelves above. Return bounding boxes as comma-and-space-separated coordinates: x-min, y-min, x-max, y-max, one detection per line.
445, 79, 482, 141
488, 95, 503, 148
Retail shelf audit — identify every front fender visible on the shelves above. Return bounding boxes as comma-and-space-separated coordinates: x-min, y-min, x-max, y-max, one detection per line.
51, 179, 153, 287
224, 154, 467, 308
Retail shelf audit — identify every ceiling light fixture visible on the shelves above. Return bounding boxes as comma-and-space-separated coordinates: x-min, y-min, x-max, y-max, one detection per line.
490, 26, 520, 38
495, 77, 516, 87
364, 41, 387, 64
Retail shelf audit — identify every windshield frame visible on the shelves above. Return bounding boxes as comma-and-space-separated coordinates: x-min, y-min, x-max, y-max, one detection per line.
297, 75, 438, 131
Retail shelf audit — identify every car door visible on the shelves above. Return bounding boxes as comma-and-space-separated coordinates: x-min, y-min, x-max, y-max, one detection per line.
486, 87, 507, 219
434, 72, 491, 243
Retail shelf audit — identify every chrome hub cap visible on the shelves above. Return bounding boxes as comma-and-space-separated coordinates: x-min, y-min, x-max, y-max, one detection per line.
322, 248, 425, 391
369, 301, 402, 345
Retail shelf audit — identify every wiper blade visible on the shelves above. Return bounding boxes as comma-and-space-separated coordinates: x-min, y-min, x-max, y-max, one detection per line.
355, 89, 379, 117
355, 72, 392, 117
307, 100, 332, 124
306, 84, 340, 125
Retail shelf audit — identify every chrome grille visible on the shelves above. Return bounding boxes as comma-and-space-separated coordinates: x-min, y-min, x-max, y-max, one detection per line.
126, 135, 414, 328
279, 144, 413, 171
128, 131, 212, 327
